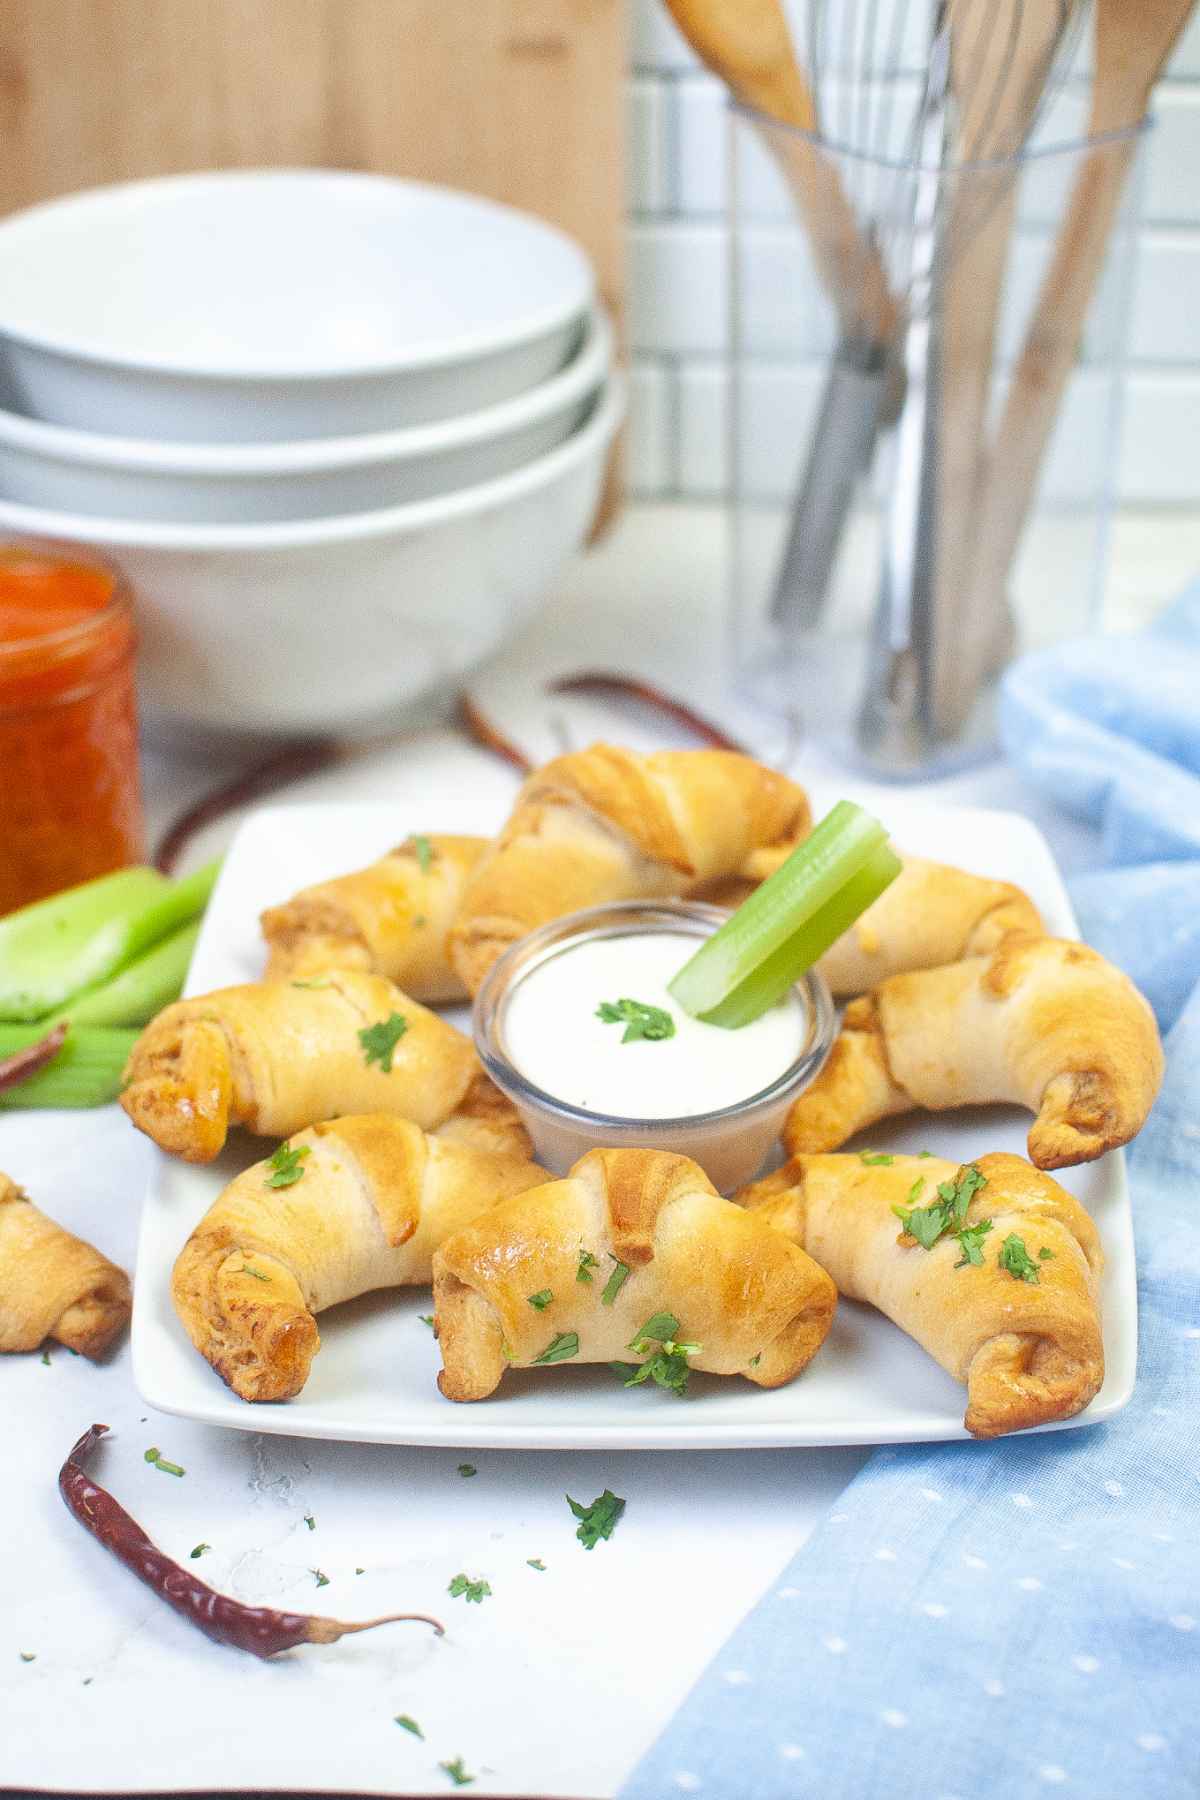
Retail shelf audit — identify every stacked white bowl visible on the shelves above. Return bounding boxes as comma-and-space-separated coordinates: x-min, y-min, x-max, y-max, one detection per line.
0, 169, 621, 737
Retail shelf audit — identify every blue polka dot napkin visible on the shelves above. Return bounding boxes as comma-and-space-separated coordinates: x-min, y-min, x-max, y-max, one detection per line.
621, 587, 1200, 1800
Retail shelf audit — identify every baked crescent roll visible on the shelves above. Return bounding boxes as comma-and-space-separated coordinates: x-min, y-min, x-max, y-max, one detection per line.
0, 1174, 131, 1359
172, 1117, 547, 1402
700, 853, 1042, 996
783, 932, 1163, 1169
742, 1152, 1104, 1438
260, 833, 486, 1001
447, 745, 811, 994
432, 1147, 837, 1402
120, 971, 484, 1163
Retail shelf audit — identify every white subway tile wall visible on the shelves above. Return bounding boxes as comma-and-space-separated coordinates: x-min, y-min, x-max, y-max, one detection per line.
625, 0, 1200, 503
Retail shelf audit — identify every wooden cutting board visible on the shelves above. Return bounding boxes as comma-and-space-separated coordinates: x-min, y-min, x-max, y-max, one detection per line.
0, 0, 625, 508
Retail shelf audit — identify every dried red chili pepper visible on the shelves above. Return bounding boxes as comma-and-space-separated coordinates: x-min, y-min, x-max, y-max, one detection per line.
548, 672, 750, 754
456, 692, 533, 775
0, 1022, 68, 1094
59, 1425, 444, 1658
154, 739, 341, 874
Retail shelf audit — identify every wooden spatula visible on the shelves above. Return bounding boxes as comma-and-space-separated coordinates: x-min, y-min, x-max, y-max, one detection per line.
953, 0, 1196, 721
662, 0, 897, 341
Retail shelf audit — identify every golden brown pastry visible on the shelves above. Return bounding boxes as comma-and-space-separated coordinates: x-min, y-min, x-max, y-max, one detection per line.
260, 833, 486, 1001
172, 1117, 547, 1402
0, 1173, 131, 1359
447, 744, 811, 994
432, 1147, 837, 1402
783, 932, 1163, 1169
120, 971, 484, 1163
742, 1151, 1104, 1438
700, 852, 1042, 996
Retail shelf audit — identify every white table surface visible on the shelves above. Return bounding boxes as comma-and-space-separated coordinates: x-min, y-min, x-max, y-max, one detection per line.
2, 501, 1190, 1800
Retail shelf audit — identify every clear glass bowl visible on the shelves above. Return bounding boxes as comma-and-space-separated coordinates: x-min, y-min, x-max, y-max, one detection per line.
472, 899, 835, 1193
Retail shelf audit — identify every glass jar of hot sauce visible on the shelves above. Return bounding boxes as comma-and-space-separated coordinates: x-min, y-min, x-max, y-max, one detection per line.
0, 546, 145, 915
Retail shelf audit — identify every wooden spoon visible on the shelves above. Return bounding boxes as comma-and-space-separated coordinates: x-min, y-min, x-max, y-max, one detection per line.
663, 0, 897, 341
953, 0, 1196, 723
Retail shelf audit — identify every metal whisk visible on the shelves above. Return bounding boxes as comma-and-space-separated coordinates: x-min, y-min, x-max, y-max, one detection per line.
769, 0, 1085, 737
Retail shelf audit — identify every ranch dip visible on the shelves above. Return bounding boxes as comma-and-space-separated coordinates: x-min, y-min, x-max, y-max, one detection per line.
501, 928, 807, 1120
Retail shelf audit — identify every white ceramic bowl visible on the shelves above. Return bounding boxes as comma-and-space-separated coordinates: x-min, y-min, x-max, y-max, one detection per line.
0, 378, 623, 737
0, 312, 612, 524
0, 169, 593, 442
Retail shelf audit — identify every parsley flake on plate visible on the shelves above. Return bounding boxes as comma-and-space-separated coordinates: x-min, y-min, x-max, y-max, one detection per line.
448, 1573, 491, 1604
394, 1715, 423, 1739
304, 1514, 316, 1531
567, 1488, 626, 1550
600, 1257, 630, 1306
577, 1248, 601, 1284
358, 1011, 409, 1073
419, 1314, 435, 1329
265, 1141, 309, 1189
190, 1543, 211, 1560
311, 1569, 330, 1587
40, 1347, 51, 1366
998, 1233, 1044, 1283
457, 1464, 477, 1479
527, 1289, 553, 1311
534, 1332, 579, 1364
527, 1558, 546, 1571
596, 997, 675, 1044
144, 1447, 185, 1477
440, 1758, 475, 1788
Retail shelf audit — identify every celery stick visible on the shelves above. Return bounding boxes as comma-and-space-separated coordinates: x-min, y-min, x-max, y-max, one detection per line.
0, 1024, 137, 1109
669, 801, 889, 1020
0, 858, 220, 1021
698, 842, 902, 1028
49, 919, 200, 1029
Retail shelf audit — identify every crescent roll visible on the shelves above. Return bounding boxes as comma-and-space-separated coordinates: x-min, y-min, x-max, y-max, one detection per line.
0, 1174, 131, 1359
172, 1117, 547, 1402
432, 1147, 837, 1402
742, 1152, 1104, 1438
447, 745, 811, 994
120, 971, 484, 1163
260, 834, 486, 1001
783, 932, 1163, 1169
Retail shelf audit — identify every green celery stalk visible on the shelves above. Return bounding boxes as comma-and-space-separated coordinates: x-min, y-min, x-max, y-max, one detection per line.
48, 919, 200, 1029
669, 801, 891, 1020
0, 858, 220, 1021
0, 1024, 138, 1109
697, 841, 902, 1028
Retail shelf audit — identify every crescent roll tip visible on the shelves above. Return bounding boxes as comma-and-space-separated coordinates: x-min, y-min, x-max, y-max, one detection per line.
0, 1174, 132, 1360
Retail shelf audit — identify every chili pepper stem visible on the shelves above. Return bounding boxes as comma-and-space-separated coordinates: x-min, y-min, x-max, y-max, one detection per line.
306, 1611, 446, 1643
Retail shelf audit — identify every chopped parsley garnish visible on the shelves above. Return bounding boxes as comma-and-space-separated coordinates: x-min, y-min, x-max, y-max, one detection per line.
567, 1488, 626, 1550
457, 1464, 477, 1478
411, 835, 435, 875
577, 1248, 600, 1284
859, 1150, 895, 1165
600, 1257, 630, 1306
596, 997, 676, 1044
394, 1715, 423, 1739
534, 1331, 579, 1364
419, 1314, 435, 1329
304, 1514, 316, 1531
290, 978, 329, 989
1039, 1247, 1055, 1261
620, 1312, 700, 1396
358, 1011, 409, 1073
448, 1573, 491, 1604
40, 1347, 51, 1366
998, 1233, 1044, 1283
241, 1263, 271, 1282
265, 1141, 309, 1188
440, 1758, 475, 1788
527, 1558, 546, 1571
312, 1569, 330, 1587
749, 1352, 762, 1368
412, 914, 427, 928
953, 1220, 994, 1268
189, 1543, 211, 1559
893, 1162, 992, 1269
143, 1447, 185, 1477
527, 1289, 553, 1310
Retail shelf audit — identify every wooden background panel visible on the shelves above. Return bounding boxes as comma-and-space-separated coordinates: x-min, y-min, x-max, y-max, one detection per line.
0, 0, 625, 338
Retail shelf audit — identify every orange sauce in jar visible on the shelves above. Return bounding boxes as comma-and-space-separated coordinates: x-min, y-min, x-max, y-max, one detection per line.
0, 547, 144, 915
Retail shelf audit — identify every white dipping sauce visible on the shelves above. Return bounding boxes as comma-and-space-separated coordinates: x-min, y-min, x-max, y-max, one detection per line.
501, 929, 807, 1120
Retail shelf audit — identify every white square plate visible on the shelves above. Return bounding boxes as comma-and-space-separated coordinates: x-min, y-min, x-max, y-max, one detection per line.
132, 783, 1136, 1449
